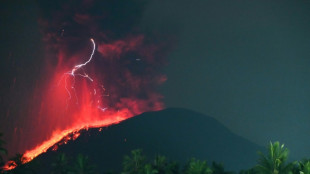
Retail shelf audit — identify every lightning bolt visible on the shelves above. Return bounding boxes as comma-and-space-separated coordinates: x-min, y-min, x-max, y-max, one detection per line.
70, 38, 96, 77
59, 38, 108, 111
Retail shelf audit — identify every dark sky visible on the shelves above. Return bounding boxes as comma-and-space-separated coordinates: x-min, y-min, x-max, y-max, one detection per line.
140, 0, 310, 159
1, 0, 310, 160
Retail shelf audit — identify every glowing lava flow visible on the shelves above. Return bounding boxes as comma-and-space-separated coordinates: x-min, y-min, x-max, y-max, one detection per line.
21, 38, 115, 163
3, 35, 165, 172
22, 112, 129, 163
4, 38, 129, 168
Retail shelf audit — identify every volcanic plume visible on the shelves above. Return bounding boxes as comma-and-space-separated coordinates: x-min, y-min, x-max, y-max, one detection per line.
1, 0, 172, 164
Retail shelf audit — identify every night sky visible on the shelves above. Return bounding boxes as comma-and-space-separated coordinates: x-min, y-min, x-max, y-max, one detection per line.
1, 0, 310, 161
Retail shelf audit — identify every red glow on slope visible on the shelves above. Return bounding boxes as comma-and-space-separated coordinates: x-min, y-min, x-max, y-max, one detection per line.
1, 161, 17, 171
4, 35, 165, 170
23, 110, 128, 163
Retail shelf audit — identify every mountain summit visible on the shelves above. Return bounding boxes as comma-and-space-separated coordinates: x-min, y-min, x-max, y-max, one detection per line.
35, 108, 262, 172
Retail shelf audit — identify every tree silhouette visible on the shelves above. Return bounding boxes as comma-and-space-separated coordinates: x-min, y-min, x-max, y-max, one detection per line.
183, 158, 212, 174
211, 162, 234, 174
256, 141, 293, 174
144, 163, 158, 174
296, 159, 310, 174
165, 161, 180, 174
152, 155, 180, 174
51, 153, 70, 174
152, 155, 170, 174
69, 153, 96, 174
122, 149, 146, 174
239, 168, 258, 174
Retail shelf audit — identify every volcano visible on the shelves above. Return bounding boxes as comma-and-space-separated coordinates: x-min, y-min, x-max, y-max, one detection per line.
23, 108, 263, 173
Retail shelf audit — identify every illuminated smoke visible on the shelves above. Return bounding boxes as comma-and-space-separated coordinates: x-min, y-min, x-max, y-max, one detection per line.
2, 0, 172, 167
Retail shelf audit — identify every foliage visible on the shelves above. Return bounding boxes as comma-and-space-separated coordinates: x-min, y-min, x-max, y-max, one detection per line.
293, 159, 310, 174
239, 168, 258, 174
122, 149, 146, 174
144, 163, 158, 174
4, 141, 310, 174
51, 153, 70, 174
211, 162, 234, 174
69, 153, 96, 174
256, 141, 293, 174
153, 155, 167, 174
183, 158, 212, 174
121, 150, 180, 174
152, 155, 180, 174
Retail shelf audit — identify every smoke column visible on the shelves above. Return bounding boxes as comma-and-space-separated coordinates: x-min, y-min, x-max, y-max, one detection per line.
1, 0, 172, 164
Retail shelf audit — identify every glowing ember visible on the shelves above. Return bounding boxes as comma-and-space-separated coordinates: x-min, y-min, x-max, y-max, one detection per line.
1, 161, 17, 171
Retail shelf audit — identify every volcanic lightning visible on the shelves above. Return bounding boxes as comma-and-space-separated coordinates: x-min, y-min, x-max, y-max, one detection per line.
2, 33, 166, 172
61, 38, 97, 106
70, 38, 95, 77
1, 1, 170, 172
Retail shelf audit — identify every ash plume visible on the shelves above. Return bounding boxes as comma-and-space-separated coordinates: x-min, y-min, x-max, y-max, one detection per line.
2, 0, 173, 160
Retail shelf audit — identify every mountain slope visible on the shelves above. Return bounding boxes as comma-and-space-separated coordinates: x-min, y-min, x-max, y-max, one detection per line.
34, 108, 263, 172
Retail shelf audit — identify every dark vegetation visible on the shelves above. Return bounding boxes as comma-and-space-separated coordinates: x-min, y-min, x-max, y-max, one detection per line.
0, 109, 307, 174
1, 133, 310, 174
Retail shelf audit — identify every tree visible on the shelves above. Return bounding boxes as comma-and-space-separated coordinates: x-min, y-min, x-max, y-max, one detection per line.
144, 163, 158, 174
211, 162, 234, 174
153, 155, 167, 172
183, 158, 212, 174
69, 154, 96, 174
122, 149, 146, 174
152, 155, 180, 174
165, 161, 180, 174
296, 159, 310, 174
256, 141, 293, 174
51, 153, 70, 174
239, 167, 258, 174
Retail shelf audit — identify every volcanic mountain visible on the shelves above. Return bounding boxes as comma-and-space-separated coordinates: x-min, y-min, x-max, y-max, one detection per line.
28, 108, 263, 173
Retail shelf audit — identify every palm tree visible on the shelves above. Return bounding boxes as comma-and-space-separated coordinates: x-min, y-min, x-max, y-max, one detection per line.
122, 149, 145, 174
69, 153, 96, 174
144, 163, 158, 174
183, 158, 212, 174
239, 168, 258, 174
297, 159, 310, 174
211, 162, 234, 174
51, 153, 70, 174
165, 161, 180, 174
152, 155, 180, 174
256, 141, 293, 174
153, 155, 167, 174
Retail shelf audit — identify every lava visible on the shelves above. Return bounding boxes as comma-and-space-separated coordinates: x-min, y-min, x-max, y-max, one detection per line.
23, 111, 128, 163
22, 37, 163, 163
3, 34, 165, 171
1, 161, 17, 171
2, 2, 170, 171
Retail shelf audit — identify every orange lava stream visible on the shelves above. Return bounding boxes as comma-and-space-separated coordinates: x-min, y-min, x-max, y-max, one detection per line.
2, 36, 165, 172
22, 112, 130, 163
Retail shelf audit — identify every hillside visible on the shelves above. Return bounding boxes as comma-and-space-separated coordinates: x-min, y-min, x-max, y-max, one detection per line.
33, 108, 263, 173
